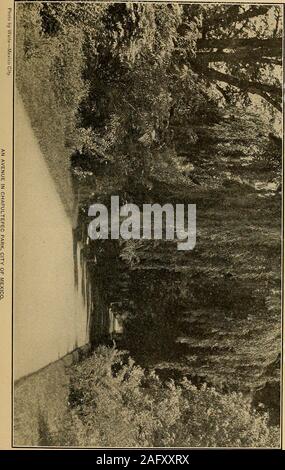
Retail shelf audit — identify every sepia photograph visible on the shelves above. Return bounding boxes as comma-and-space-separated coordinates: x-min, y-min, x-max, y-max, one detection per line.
9, 0, 283, 449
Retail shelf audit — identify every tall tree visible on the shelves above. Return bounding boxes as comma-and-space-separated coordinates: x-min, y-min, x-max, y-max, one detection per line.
186, 4, 282, 112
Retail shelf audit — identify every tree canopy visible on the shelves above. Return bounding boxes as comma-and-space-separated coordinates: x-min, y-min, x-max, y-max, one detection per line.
16, 1, 282, 441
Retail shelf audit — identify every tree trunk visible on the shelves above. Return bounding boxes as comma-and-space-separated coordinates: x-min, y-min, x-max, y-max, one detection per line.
196, 50, 282, 65
197, 37, 282, 52
192, 63, 282, 112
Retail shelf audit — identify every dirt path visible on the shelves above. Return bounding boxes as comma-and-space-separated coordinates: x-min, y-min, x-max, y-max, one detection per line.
14, 91, 89, 380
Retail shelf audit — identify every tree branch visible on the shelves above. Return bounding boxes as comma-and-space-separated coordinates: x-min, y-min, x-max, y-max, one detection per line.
202, 6, 273, 35
196, 50, 282, 66
192, 64, 282, 112
233, 6, 272, 23
197, 37, 282, 52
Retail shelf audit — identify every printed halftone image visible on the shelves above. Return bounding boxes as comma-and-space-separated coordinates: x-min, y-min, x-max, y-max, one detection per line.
14, 2, 282, 448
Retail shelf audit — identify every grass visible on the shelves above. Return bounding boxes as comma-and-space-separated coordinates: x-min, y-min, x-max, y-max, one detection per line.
14, 358, 70, 446
16, 3, 87, 216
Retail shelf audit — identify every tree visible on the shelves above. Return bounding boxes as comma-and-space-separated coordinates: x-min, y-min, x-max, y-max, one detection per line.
190, 4, 282, 112
62, 347, 279, 448
17, 2, 282, 433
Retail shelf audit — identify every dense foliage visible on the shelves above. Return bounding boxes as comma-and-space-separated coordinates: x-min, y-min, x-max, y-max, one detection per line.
16, 2, 282, 445
58, 347, 279, 447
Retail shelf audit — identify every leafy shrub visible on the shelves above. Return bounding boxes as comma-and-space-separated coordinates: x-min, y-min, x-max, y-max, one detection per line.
63, 347, 279, 448
16, 2, 87, 154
